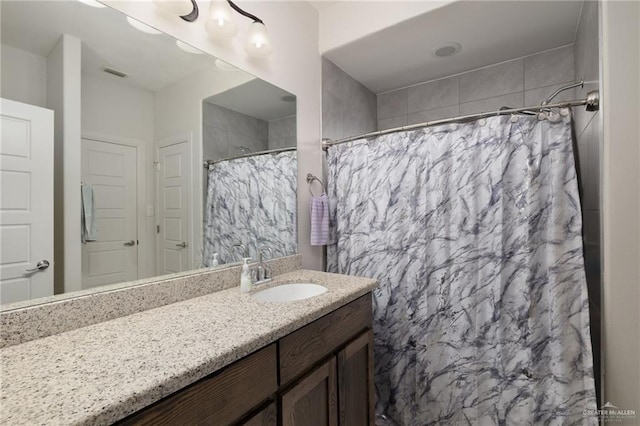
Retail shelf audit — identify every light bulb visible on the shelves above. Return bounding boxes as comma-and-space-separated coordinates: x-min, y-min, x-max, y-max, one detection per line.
153, 0, 193, 16
245, 22, 271, 58
206, 0, 238, 39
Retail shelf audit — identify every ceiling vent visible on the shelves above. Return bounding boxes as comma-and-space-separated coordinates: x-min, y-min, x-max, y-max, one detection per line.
433, 42, 462, 58
103, 67, 128, 78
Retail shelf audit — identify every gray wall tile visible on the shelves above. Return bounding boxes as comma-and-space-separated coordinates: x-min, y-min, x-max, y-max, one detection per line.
378, 115, 407, 131
407, 76, 458, 113
202, 102, 268, 162
577, 114, 601, 211
377, 89, 408, 119
524, 84, 575, 106
459, 92, 523, 115
574, 0, 599, 86
407, 105, 460, 125
322, 57, 377, 141
524, 46, 575, 90
322, 56, 348, 98
322, 90, 344, 141
459, 59, 524, 103
268, 115, 296, 150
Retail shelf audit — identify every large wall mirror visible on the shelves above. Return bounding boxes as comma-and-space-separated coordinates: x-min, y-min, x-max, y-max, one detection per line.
0, 0, 297, 307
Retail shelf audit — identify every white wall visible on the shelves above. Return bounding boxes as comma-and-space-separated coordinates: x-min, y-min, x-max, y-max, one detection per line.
0, 44, 47, 108
155, 66, 254, 269
601, 0, 640, 416
47, 35, 82, 294
107, 0, 323, 270
317, 1, 453, 54
81, 74, 156, 278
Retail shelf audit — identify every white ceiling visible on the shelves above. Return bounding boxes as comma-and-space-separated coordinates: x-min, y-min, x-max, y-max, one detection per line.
322, 1, 584, 93
1, 0, 296, 119
308, 1, 341, 12
0, 0, 226, 93
205, 79, 296, 122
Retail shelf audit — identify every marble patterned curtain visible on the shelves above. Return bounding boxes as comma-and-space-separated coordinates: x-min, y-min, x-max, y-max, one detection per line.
326, 113, 597, 425
203, 150, 297, 265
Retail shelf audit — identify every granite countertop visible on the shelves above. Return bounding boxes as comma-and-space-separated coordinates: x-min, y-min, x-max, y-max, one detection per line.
0, 270, 377, 426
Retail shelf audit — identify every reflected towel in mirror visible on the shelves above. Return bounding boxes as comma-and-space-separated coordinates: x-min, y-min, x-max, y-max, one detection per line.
81, 183, 97, 243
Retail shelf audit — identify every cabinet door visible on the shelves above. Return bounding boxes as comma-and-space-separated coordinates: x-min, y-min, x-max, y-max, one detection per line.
337, 330, 375, 426
240, 402, 277, 426
282, 357, 338, 426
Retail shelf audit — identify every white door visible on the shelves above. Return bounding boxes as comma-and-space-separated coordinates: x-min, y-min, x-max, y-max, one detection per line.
0, 98, 54, 304
157, 141, 189, 274
81, 139, 138, 288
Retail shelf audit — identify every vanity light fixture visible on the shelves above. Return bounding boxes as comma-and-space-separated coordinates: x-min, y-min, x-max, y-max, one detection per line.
206, 0, 272, 58
154, 0, 199, 22
153, 0, 193, 16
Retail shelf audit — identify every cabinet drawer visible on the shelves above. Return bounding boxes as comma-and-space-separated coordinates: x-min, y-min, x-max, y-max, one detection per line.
119, 344, 277, 426
279, 294, 372, 386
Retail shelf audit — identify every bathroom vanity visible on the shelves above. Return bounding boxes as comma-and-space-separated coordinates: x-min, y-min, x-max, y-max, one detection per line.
119, 294, 374, 426
0, 266, 377, 426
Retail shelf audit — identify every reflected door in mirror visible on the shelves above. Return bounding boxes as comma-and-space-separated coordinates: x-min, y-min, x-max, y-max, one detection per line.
0, 98, 54, 304
81, 139, 138, 289
158, 140, 190, 274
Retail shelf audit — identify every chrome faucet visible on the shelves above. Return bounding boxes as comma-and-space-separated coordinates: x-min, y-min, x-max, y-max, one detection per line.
254, 245, 274, 284
230, 243, 247, 262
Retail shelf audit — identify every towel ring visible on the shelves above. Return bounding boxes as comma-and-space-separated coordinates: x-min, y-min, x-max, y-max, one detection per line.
306, 173, 324, 196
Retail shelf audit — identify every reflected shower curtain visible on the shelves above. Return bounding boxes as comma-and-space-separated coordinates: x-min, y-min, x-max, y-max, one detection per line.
327, 113, 596, 425
204, 150, 297, 265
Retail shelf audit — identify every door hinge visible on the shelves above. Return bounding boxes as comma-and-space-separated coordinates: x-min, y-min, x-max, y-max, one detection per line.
137, 240, 139, 245
157, 225, 160, 234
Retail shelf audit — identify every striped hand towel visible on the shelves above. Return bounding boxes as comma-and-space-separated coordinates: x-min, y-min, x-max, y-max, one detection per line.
310, 193, 329, 246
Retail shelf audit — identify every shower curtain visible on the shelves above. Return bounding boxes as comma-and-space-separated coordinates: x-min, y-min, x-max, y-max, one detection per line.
204, 150, 297, 265
327, 113, 597, 425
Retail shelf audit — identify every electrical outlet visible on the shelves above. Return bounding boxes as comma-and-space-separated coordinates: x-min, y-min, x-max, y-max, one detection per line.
146, 205, 154, 217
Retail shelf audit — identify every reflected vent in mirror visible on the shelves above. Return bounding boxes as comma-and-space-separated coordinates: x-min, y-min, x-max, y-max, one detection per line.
103, 67, 128, 78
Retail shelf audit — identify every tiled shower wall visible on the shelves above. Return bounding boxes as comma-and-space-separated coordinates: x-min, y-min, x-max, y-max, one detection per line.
268, 115, 296, 150
573, 0, 602, 404
203, 102, 268, 161
322, 57, 377, 141
377, 45, 576, 130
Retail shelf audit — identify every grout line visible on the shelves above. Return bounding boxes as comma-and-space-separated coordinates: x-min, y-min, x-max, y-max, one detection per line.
573, 0, 586, 45
377, 43, 576, 96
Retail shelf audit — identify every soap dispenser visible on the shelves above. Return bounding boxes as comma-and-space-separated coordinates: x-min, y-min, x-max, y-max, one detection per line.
240, 257, 252, 293
210, 252, 219, 267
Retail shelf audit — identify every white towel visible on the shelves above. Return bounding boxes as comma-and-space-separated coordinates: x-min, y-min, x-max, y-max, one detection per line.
81, 183, 97, 243
310, 193, 329, 246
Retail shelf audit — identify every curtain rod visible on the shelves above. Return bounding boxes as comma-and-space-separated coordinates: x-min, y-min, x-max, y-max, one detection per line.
323, 90, 599, 149
204, 146, 296, 168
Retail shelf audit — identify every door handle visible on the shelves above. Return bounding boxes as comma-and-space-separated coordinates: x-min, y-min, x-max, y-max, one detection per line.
25, 260, 50, 273
124, 240, 136, 246
176, 242, 187, 248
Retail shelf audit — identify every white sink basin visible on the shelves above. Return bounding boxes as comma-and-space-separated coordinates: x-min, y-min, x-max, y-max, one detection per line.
251, 283, 327, 303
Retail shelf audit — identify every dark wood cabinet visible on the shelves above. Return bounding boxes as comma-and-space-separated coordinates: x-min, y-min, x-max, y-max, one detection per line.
118, 345, 277, 426
239, 402, 277, 426
338, 330, 375, 426
281, 358, 338, 426
279, 294, 372, 387
119, 294, 374, 426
